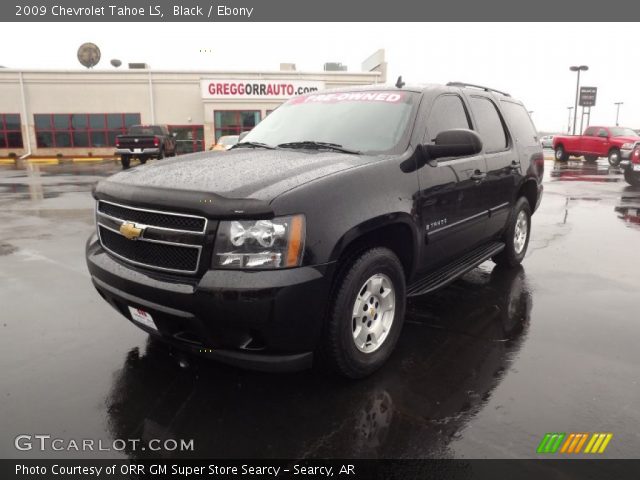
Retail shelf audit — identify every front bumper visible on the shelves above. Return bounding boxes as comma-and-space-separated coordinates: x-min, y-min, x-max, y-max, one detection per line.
86, 234, 333, 372
115, 148, 160, 156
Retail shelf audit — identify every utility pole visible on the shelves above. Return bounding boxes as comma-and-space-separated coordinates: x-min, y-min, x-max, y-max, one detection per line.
614, 102, 623, 126
567, 106, 573, 134
570, 65, 588, 134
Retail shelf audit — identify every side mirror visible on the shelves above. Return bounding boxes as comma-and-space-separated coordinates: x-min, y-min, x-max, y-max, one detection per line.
238, 131, 250, 142
424, 129, 483, 160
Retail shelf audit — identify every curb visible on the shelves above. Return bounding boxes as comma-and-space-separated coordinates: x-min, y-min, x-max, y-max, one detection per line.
0, 157, 117, 166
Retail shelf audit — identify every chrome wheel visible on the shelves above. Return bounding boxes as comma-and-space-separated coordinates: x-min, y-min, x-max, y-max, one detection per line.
513, 210, 529, 254
555, 148, 563, 160
352, 273, 396, 353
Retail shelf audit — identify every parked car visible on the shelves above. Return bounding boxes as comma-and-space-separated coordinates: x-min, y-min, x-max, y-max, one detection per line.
540, 135, 554, 148
553, 126, 640, 166
210, 135, 239, 151
86, 82, 543, 378
115, 124, 177, 169
620, 144, 640, 186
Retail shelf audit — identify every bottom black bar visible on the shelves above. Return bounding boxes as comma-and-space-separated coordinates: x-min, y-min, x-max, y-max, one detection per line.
4, 459, 640, 480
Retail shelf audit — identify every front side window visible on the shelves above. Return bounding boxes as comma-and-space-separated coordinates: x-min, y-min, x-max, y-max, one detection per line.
469, 96, 509, 153
426, 95, 471, 142
242, 91, 419, 154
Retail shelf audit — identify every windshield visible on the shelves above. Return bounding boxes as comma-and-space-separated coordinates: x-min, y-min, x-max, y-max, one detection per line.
609, 127, 638, 137
242, 91, 418, 154
129, 126, 163, 135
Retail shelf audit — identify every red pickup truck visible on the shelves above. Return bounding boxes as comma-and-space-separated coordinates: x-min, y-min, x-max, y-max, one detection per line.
553, 126, 640, 166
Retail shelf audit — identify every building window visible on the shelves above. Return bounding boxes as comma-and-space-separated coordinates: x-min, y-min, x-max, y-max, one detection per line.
34, 113, 141, 148
170, 125, 205, 155
214, 111, 260, 142
0, 114, 23, 149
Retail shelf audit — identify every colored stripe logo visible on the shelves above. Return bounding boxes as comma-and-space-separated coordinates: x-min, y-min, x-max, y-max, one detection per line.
537, 433, 613, 454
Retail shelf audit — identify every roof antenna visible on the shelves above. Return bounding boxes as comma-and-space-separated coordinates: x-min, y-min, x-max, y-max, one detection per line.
395, 75, 405, 88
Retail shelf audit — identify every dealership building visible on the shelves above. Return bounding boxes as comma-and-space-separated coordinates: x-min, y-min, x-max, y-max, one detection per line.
0, 50, 386, 158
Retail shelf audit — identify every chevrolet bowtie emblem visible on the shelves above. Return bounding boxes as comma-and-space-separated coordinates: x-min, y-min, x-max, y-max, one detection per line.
119, 222, 144, 240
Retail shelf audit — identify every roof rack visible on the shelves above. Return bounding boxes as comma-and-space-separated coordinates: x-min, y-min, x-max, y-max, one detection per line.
446, 82, 511, 97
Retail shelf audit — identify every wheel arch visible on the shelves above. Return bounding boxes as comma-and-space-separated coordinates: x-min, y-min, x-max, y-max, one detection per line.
329, 213, 419, 281
516, 178, 539, 213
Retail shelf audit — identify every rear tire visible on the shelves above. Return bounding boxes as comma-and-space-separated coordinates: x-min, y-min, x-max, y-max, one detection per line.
493, 197, 532, 268
120, 155, 131, 169
139, 156, 147, 165
585, 155, 598, 163
554, 145, 569, 162
608, 149, 621, 166
624, 168, 640, 187
157, 149, 164, 160
321, 247, 406, 379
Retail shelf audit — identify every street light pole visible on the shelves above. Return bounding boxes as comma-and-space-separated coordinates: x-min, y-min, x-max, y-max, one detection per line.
614, 102, 623, 126
570, 65, 588, 135
567, 106, 574, 134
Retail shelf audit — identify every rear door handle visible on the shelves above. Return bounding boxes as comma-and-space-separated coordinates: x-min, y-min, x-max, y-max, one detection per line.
471, 171, 487, 181
510, 161, 521, 170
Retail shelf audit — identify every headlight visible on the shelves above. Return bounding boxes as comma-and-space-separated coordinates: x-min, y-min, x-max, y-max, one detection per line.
622, 143, 634, 150
213, 215, 305, 269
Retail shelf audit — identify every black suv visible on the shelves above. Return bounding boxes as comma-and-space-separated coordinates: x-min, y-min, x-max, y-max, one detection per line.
86, 82, 543, 378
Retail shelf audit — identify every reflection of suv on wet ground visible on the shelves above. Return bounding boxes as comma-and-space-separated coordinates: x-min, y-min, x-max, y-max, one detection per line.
86, 81, 543, 378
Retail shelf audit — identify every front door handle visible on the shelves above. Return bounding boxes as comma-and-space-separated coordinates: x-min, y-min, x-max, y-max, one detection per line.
471, 171, 487, 181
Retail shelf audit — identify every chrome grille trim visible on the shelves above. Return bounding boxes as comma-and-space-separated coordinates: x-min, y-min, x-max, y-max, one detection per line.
96, 200, 207, 274
97, 199, 207, 233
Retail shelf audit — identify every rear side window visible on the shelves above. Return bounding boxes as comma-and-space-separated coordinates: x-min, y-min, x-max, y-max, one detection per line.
469, 96, 508, 153
584, 127, 597, 136
426, 94, 471, 142
500, 101, 538, 147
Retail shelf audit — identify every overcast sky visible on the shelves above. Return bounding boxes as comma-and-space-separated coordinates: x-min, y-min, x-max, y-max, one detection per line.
1, 22, 637, 132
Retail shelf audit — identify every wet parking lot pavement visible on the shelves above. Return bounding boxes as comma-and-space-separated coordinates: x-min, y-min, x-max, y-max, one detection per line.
0, 157, 639, 459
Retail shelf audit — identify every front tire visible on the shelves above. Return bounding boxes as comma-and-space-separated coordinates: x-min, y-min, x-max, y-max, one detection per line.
555, 145, 569, 162
321, 247, 406, 378
624, 168, 640, 187
493, 197, 532, 268
608, 149, 621, 166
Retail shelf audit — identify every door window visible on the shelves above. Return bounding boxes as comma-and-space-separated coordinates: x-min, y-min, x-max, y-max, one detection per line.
469, 96, 509, 153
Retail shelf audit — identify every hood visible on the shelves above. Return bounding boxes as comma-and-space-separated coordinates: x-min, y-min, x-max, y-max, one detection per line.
95, 149, 373, 217
613, 136, 640, 144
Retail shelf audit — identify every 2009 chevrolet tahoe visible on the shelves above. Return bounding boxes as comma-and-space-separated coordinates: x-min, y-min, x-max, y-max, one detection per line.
86, 81, 543, 378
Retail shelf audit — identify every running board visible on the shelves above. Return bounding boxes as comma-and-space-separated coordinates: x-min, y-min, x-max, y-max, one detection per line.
407, 241, 505, 297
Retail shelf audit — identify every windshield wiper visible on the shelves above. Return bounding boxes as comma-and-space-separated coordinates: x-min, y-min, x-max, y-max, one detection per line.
231, 141, 276, 150
277, 141, 361, 154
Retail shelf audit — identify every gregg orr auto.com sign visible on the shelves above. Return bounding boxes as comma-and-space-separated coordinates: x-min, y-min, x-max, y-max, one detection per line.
201, 79, 325, 100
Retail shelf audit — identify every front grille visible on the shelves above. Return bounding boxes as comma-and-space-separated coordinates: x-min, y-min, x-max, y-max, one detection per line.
98, 201, 205, 232
96, 200, 208, 274
99, 227, 200, 273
